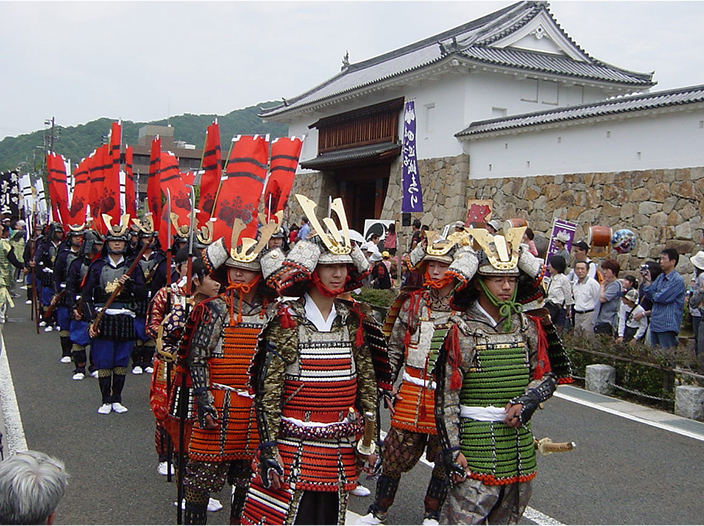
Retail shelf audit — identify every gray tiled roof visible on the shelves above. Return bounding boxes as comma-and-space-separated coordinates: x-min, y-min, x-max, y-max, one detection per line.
456, 84, 704, 137
261, 1, 654, 119
300, 142, 401, 169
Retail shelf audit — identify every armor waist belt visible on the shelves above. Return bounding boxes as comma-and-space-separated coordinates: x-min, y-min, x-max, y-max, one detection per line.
460, 405, 507, 422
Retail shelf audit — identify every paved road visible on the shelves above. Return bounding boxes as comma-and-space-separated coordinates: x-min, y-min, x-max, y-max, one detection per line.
2, 298, 704, 524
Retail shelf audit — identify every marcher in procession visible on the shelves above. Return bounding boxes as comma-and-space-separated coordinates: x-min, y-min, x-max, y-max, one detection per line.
361, 231, 470, 526
66, 229, 104, 380
180, 218, 283, 525
132, 216, 167, 375
241, 196, 378, 525
52, 224, 86, 364
34, 222, 65, 331
82, 215, 147, 414
147, 247, 192, 478
434, 226, 559, 525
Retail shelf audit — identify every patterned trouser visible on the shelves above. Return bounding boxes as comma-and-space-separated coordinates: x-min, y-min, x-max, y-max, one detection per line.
440, 478, 532, 525
382, 426, 442, 476
371, 426, 446, 517
184, 458, 253, 494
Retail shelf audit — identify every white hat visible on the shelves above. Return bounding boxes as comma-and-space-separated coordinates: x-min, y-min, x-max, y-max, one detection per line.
556, 232, 570, 243
624, 289, 639, 303
691, 251, 704, 271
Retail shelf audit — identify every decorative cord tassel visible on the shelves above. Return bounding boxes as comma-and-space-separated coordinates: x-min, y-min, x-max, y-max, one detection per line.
528, 314, 551, 380
448, 325, 462, 390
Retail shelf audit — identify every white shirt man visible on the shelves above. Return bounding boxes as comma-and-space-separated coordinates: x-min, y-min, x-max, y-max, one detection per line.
567, 241, 597, 282
571, 260, 600, 334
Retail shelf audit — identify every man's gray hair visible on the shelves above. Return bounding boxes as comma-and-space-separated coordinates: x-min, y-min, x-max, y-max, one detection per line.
0, 450, 68, 524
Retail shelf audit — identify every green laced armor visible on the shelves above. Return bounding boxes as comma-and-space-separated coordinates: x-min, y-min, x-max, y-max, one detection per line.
459, 338, 537, 485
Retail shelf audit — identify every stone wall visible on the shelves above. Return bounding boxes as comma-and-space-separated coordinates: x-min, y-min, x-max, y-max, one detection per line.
285, 157, 704, 278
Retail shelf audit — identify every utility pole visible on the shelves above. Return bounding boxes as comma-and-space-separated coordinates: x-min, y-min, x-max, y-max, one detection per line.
44, 117, 58, 153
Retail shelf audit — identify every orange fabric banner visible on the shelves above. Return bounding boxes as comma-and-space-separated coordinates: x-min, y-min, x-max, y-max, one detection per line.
263, 137, 302, 221
211, 135, 269, 249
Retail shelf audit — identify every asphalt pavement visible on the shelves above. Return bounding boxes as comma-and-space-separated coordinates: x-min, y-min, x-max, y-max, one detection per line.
2, 295, 704, 525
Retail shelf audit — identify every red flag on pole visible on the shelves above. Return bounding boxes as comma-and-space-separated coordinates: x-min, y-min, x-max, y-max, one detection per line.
211, 135, 269, 248
147, 136, 162, 231
263, 137, 303, 222
46, 152, 70, 223
88, 145, 113, 234
124, 146, 136, 218
100, 122, 122, 227
159, 150, 192, 227
68, 156, 90, 225
197, 121, 222, 225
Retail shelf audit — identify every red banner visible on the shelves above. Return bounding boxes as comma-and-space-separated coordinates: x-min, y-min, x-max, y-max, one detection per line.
68, 156, 90, 225
87, 145, 114, 234
263, 137, 302, 222
147, 137, 162, 231
124, 146, 136, 218
159, 151, 192, 249
46, 152, 70, 223
211, 135, 269, 248
197, 121, 222, 225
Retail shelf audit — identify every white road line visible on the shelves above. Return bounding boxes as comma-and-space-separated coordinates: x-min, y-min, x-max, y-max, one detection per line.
0, 330, 28, 455
553, 391, 704, 443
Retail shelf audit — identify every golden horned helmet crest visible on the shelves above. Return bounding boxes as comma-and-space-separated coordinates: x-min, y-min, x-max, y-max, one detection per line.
425, 230, 470, 257
170, 213, 191, 239
295, 194, 351, 255
67, 222, 88, 234
102, 214, 131, 238
196, 220, 214, 246
467, 226, 526, 271
131, 214, 156, 236
228, 210, 283, 264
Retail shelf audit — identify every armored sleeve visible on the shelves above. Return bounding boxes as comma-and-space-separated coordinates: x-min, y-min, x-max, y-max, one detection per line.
254, 317, 298, 451
350, 315, 379, 416
187, 300, 227, 390
146, 287, 169, 340
434, 320, 475, 454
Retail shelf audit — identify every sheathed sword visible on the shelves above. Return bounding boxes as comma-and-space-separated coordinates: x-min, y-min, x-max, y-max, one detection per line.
534, 437, 576, 455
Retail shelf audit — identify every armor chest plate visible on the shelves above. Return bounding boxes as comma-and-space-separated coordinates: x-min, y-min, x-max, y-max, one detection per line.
99, 263, 127, 298
282, 323, 357, 423
139, 257, 158, 281
64, 252, 79, 279
79, 261, 90, 281
209, 319, 265, 389
460, 332, 530, 408
406, 308, 452, 369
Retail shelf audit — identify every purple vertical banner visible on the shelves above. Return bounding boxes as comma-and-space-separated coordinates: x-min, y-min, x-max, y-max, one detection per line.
401, 100, 423, 213
547, 218, 577, 260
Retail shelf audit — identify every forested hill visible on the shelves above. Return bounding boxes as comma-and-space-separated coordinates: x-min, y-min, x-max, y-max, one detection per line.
0, 102, 289, 172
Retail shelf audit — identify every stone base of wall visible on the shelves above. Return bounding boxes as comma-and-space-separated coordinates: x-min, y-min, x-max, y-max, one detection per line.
286, 159, 704, 276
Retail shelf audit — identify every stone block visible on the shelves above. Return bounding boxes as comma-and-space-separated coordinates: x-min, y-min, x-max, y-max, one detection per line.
662, 196, 679, 214
672, 180, 695, 198
649, 182, 670, 203
674, 385, 704, 421
638, 201, 660, 216
674, 221, 692, 240
585, 364, 615, 395
620, 202, 637, 220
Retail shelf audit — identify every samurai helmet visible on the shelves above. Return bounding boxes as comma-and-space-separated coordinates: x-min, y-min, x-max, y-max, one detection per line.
103, 214, 131, 242
203, 212, 282, 273
195, 220, 214, 249
467, 226, 526, 276
66, 222, 87, 238
410, 230, 469, 270
271, 195, 369, 297
170, 213, 191, 244
132, 214, 158, 238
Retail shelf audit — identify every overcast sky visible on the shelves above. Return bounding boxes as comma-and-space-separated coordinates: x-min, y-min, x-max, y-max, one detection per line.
1, 1, 703, 142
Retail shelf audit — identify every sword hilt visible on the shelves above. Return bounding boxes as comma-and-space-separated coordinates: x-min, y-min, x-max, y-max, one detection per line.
357, 411, 376, 456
